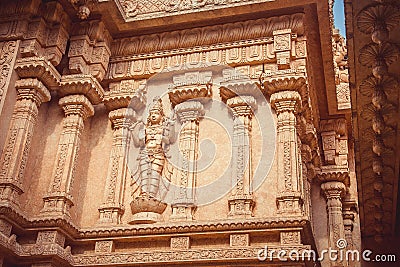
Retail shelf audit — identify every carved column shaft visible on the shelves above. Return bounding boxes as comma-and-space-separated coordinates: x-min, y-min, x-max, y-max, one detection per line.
0, 78, 50, 205
98, 108, 135, 224
270, 90, 303, 215
42, 94, 94, 217
322, 181, 347, 266
227, 96, 255, 217
171, 101, 204, 221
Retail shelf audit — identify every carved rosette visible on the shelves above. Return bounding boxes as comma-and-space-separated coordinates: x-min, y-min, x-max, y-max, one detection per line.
0, 78, 50, 206
220, 80, 258, 218
265, 77, 305, 216
42, 95, 94, 218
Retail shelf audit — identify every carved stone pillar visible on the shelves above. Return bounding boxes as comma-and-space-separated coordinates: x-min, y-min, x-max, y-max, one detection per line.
42, 95, 94, 218
98, 108, 135, 224
169, 71, 212, 221
99, 79, 146, 225
171, 101, 204, 221
0, 78, 50, 206
321, 180, 347, 267
227, 96, 256, 217
270, 90, 303, 215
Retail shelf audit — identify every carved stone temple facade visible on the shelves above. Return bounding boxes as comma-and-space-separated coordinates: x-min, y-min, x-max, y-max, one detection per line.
0, 0, 389, 266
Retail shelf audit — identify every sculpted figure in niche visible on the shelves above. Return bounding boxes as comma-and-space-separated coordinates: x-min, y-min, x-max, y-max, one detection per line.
130, 97, 175, 224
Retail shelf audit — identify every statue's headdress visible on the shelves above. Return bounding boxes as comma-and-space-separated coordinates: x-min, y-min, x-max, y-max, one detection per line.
149, 97, 164, 116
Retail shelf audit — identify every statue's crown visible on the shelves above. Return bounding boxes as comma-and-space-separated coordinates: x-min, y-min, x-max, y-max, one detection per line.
150, 97, 164, 115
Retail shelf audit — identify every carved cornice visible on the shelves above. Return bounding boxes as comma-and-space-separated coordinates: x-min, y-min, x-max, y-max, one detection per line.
14, 57, 61, 89
59, 75, 105, 105
15, 78, 51, 106
104, 79, 146, 111
111, 13, 304, 57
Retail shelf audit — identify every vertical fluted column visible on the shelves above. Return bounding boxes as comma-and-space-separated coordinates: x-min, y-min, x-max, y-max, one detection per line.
0, 78, 50, 205
171, 101, 204, 221
227, 96, 256, 218
42, 95, 94, 218
321, 181, 347, 267
270, 90, 303, 215
98, 108, 136, 224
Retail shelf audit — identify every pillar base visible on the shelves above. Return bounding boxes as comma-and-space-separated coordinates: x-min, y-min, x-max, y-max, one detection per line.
276, 192, 303, 216
129, 195, 167, 224
171, 204, 196, 221
228, 195, 254, 218
41, 193, 73, 218
129, 212, 163, 224
0, 181, 23, 206
98, 204, 124, 225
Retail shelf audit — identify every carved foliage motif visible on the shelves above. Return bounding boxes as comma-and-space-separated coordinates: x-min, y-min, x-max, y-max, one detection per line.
0, 41, 18, 114
356, 1, 400, 240
95, 240, 114, 253
171, 236, 190, 250
230, 234, 249, 247
280, 231, 301, 244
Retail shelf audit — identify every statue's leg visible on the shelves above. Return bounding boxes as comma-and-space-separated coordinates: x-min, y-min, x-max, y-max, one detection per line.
148, 158, 164, 197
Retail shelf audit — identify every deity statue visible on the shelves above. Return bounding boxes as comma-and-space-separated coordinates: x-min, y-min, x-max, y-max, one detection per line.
130, 97, 175, 224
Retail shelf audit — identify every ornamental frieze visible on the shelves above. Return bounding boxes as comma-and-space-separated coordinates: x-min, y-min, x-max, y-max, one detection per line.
116, 0, 277, 22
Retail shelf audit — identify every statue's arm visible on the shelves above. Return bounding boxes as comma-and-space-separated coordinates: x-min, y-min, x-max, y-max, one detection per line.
131, 121, 145, 147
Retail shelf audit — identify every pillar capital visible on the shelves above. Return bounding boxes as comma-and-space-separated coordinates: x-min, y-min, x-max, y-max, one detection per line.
321, 181, 346, 200
226, 96, 256, 118
261, 76, 306, 97
104, 79, 147, 111
59, 94, 94, 119
175, 101, 205, 123
59, 74, 105, 105
270, 90, 301, 113
15, 78, 51, 106
109, 108, 136, 130
168, 71, 212, 107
